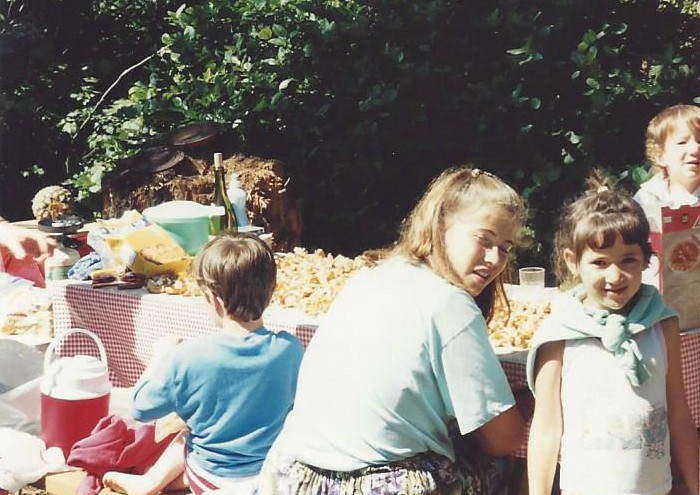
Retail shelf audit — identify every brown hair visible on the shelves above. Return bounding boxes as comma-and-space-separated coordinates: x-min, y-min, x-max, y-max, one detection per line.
645, 104, 700, 175
388, 166, 526, 321
193, 233, 276, 321
553, 169, 652, 287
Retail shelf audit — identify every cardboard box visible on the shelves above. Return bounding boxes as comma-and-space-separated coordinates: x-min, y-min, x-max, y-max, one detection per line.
44, 470, 122, 495
44, 470, 87, 495
120, 224, 192, 277
649, 204, 700, 331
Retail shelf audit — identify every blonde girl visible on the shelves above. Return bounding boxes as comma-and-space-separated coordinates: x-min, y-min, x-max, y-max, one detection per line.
259, 166, 527, 495
634, 104, 700, 229
527, 171, 699, 495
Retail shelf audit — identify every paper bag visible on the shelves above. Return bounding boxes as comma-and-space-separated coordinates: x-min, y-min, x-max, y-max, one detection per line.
649, 204, 700, 331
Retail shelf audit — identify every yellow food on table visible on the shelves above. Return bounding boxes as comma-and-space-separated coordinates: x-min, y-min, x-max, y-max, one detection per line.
146, 273, 202, 296
136, 244, 549, 345
271, 247, 370, 317
487, 297, 551, 349
139, 243, 189, 265
1, 286, 53, 337
141, 247, 370, 317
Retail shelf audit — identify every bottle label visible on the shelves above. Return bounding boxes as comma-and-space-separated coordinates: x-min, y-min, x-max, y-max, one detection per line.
209, 215, 221, 235
46, 265, 71, 281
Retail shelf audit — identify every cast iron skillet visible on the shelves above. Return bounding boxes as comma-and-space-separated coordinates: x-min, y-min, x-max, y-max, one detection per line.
169, 121, 226, 149
118, 146, 185, 174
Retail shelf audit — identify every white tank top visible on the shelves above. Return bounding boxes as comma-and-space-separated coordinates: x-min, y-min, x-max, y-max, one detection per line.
559, 325, 671, 495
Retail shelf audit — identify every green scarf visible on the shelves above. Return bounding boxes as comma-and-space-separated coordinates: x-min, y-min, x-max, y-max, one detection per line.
526, 284, 677, 393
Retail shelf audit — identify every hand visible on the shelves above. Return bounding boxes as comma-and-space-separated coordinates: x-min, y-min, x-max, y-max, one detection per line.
0, 220, 57, 263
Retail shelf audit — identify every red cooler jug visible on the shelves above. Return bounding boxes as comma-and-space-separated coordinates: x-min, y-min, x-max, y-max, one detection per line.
40, 328, 111, 458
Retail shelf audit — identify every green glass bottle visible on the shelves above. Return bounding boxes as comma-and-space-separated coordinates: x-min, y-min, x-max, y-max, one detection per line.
210, 152, 238, 235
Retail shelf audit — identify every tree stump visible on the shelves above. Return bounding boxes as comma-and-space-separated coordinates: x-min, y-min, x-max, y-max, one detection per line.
102, 150, 302, 252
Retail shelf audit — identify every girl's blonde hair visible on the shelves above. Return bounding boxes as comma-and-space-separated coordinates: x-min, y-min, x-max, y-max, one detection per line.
389, 166, 526, 321
553, 169, 652, 287
193, 233, 277, 321
646, 104, 700, 175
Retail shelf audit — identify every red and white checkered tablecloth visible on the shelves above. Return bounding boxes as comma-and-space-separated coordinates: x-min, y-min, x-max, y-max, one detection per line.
50, 280, 700, 459
50, 280, 318, 387
499, 358, 534, 458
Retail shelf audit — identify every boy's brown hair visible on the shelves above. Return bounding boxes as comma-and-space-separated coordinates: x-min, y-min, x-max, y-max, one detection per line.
193, 233, 276, 321
646, 104, 700, 174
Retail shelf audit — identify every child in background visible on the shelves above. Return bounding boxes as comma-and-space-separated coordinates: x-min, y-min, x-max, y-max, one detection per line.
634, 104, 700, 230
259, 166, 526, 495
103, 234, 304, 495
527, 171, 699, 495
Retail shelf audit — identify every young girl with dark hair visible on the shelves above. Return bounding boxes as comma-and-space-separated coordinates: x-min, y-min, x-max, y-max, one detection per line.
527, 171, 699, 495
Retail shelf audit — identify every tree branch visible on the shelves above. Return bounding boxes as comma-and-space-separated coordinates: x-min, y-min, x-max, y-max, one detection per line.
72, 53, 154, 140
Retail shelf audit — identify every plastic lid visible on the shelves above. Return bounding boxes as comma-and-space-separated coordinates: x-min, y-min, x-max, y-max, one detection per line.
143, 201, 224, 220
41, 355, 111, 399
229, 172, 241, 187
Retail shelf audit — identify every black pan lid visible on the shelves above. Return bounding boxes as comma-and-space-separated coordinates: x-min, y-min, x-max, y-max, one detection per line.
119, 146, 185, 174
169, 121, 226, 149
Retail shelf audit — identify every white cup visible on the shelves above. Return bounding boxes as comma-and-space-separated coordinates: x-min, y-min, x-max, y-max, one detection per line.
519, 267, 545, 288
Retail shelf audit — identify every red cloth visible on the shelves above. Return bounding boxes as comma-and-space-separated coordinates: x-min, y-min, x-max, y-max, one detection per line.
1, 246, 45, 287
67, 414, 177, 495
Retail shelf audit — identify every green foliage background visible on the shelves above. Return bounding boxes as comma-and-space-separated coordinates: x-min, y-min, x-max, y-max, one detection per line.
1, 0, 698, 275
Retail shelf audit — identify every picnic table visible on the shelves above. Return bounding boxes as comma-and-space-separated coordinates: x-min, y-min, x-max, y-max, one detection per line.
50, 279, 700, 458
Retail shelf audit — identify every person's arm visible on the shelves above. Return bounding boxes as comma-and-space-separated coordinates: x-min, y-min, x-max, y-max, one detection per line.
441, 308, 525, 457
131, 336, 183, 422
661, 317, 699, 495
0, 218, 56, 262
527, 341, 564, 495
472, 405, 524, 456
139, 336, 183, 382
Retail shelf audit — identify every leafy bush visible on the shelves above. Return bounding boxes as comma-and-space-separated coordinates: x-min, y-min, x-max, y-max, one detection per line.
2, 0, 698, 274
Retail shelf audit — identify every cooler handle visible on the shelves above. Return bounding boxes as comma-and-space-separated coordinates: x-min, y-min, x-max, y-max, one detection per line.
44, 327, 108, 374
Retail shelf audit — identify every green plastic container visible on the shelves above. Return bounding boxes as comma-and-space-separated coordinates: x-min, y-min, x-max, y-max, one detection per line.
143, 201, 223, 255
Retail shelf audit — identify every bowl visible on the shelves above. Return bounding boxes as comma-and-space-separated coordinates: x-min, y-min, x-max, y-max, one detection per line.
143, 201, 224, 255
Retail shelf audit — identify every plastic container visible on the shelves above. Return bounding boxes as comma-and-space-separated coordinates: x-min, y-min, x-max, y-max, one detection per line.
227, 172, 249, 227
0, 339, 44, 435
43, 235, 80, 283
143, 200, 224, 255
41, 328, 111, 458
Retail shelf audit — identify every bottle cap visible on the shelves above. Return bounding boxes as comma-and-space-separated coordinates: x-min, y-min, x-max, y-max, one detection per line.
213, 152, 224, 169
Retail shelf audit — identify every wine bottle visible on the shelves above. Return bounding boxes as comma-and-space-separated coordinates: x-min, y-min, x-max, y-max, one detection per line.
210, 153, 238, 235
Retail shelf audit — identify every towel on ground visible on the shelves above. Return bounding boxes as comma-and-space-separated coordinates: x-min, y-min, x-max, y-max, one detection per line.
67, 414, 177, 495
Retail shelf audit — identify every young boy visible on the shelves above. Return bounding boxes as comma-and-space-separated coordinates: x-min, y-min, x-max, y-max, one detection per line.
633, 104, 700, 230
103, 234, 304, 495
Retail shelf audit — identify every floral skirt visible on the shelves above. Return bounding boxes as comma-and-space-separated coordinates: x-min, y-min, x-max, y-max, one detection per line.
257, 435, 510, 495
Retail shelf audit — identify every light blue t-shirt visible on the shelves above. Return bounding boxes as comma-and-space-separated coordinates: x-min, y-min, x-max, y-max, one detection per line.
278, 257, 514, 471
131, 328, 304, 477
